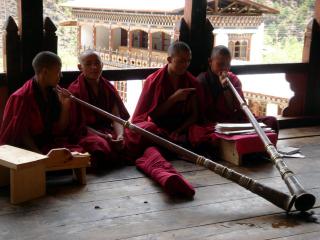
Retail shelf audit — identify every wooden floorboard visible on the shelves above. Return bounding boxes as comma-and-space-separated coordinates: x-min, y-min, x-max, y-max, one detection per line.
0, 127, 320, 239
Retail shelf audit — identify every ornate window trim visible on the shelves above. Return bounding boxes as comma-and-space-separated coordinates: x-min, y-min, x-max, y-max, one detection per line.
228, 34, 252, 61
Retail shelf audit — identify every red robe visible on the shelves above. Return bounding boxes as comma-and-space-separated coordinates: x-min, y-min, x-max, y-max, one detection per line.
68, 73, 130, 167
68, 73, 129, 133
197, 69, 279, 133
197, 70, 246, 123
0, 79, 86, 153
129, 64, 206, 151
127, 65, 204, 198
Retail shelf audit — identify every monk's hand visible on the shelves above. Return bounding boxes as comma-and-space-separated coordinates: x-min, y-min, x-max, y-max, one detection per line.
56, 85, 72, 99
170, 88, 196, 102
110, 134, 125, 151
58, 88, 71, 109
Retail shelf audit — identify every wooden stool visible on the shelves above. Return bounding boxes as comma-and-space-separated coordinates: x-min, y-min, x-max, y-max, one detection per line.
0, 145, 90, 204
0, 145, 47, 204
46, 148, 90, 185
217, 132, 278, 166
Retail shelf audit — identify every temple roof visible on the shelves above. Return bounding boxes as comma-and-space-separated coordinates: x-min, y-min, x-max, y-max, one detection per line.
61, 0, 185, 13
62, 0, 278, 15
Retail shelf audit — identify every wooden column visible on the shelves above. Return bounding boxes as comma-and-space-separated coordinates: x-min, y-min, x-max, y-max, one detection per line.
139, 31, 143, 48
43, 17, 57, 53
108, 25, 113, 50
93, 25, 97, 49
3, 17, 21, 94
77, 24, 82, 54
161, 32, 165, 51
304, 0, 320, 115
128, 29, 132, 51
17, 0, 43, 83
180, 0, 213, 75
148, 30, 152, 53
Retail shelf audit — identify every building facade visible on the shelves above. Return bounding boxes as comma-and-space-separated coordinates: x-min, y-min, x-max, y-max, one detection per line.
63, 0, 278, 68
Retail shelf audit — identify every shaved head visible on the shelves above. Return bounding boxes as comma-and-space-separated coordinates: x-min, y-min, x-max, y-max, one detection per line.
78, 49, 102, 65
210, 45, 231, 59
167, 41, 192, 58
32, 51, 61, 74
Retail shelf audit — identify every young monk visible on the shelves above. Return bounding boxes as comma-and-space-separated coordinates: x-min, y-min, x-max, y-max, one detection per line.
0, 52, 84, 153
0, 51, 111, 161
197, 45, 279, 133
126, 41, 207, 198
68, 50, 130, 168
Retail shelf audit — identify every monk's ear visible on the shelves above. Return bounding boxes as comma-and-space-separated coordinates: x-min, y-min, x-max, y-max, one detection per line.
208, 58, 212, 65
167, 56, 172, 63
77, 64, 82, 71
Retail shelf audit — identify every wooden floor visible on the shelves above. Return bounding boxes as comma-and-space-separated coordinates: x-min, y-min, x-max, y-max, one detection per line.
1, 127, 320, 240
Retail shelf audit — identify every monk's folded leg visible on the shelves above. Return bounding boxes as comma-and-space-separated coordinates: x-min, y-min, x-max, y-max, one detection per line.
135, 146, 195, 198
79, 132, 122, 169
125, 121, 167, 158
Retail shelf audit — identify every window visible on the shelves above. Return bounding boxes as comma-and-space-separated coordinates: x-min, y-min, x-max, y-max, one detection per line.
114, 81, 127, 103
228, 35, 250, 61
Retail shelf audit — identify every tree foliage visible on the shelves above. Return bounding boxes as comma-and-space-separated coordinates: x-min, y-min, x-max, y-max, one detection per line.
256, 0, 315, 63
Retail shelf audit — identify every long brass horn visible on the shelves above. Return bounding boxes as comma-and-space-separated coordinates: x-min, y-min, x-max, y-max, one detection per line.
221, 72, 315, 212
57, 86, 296, 212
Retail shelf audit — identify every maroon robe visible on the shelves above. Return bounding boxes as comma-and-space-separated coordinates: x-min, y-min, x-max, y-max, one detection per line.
126, 65, 206, 198
0, 79, 87, 153
68, 73, 130, 167
197, 69, 279, 133
130, 64, 207, 150
68, 73, 129, 133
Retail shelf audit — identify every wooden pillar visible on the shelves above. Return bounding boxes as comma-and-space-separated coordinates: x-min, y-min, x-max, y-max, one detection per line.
148, 30, 152, 53
17, 0, 43, 83
161, 32, 165, 51
43, 17, 57, 53
77, 24, 82, 54
3, 17, 21, 94
93, 25, 97, 49
139, 31, 143, 48
180, 0, 213, 75
109, 25, 113, 50
304, 0, 320, 115
128, 29, 132, 51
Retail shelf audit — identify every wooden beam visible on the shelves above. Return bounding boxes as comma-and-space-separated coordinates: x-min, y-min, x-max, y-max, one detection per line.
17, 0, 43, 83
316, 0, 320, 25
181, 0, 213, 75
304, 0, 320, 115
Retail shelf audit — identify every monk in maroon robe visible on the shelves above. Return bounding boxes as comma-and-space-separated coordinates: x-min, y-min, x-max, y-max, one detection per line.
68, 50, 130, 168
126, 41, 210, 198
0, 51, 110, 160
197, 45, 279, 132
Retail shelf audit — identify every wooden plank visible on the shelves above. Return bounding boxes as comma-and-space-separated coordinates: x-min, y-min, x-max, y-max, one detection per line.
0, 145, 48, 170
0, 128, 319, 239
46, 148, 90, 171
10, 161, 45, 204
0, 186, 318, 240
124, 209, 320, 240
279, 126, 320, 139
277, 136, 320, 148
0, 168, 318, 238
1, 164, 319, 215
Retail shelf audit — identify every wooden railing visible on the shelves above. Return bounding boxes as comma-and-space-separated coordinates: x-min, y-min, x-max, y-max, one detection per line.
1, 9, 319, 129
82, 46, 167, 68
